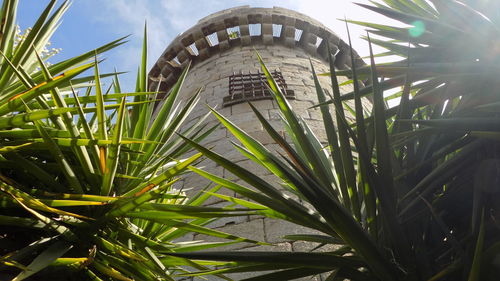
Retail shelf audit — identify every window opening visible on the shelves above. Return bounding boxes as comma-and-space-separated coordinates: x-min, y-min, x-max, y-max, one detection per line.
294, 29, 303, 41
272, 24, 282, 37
188, 43, 199, 56
226, 26, 241, 39
315, 37, 323, 47
249, 24, 261, 36
206, 32, 219, 46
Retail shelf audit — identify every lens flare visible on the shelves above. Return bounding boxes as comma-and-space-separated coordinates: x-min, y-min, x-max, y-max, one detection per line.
409, 20, 425, 37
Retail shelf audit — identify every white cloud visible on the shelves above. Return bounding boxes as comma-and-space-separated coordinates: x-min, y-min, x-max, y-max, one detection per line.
91, 0, 170, 70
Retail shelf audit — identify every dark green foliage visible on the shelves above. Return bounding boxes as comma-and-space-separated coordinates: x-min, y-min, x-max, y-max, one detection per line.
178, 1, 500, 280
0, 1, 256, 280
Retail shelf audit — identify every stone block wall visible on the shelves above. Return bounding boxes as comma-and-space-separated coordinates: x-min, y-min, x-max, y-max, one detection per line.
176, 44, 357, 205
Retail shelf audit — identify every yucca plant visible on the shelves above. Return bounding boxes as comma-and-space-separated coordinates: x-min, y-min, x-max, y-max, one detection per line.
0, 1, 265, 280
168, 0, 500, 280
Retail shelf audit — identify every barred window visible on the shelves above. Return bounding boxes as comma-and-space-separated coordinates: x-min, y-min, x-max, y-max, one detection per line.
223, 70, 295, 107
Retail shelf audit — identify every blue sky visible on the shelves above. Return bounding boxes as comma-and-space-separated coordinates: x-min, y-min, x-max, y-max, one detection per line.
18, 0, 395, 90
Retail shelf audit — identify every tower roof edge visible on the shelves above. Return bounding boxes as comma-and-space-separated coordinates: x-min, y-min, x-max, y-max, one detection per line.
148, 6, 364, 94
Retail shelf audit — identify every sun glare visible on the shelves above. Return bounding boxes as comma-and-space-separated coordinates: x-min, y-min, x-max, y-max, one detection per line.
409, 20, 426, 37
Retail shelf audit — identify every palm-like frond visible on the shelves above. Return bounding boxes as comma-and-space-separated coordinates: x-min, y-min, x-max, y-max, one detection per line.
0, 1, 255, 280
178, 1, 500, 280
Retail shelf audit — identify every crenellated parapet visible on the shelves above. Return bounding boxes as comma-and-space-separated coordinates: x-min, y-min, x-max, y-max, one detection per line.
148, 6, 364, 94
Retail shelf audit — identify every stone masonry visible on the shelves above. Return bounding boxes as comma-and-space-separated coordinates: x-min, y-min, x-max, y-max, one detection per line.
149, 6, 369, 280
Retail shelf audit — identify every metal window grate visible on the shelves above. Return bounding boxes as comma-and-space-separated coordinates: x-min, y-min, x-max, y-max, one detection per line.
223, 70, 295, 107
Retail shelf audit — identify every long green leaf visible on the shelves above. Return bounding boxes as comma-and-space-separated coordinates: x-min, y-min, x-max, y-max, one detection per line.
0, 62, 94, 115
13, 241, 72, 281
101, 95, 126, 195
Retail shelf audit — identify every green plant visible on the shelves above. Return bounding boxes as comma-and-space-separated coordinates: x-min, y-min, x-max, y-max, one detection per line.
0, 1, 263, 280
170, 0, 500, 280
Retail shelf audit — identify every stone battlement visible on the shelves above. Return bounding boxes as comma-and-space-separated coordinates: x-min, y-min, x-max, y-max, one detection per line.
148, 6, 364, 94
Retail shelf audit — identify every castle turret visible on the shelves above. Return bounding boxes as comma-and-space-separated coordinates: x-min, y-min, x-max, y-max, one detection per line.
149, 6, 366, 278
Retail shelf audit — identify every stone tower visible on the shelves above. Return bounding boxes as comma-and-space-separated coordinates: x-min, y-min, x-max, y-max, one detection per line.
148, 5, 365, 277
